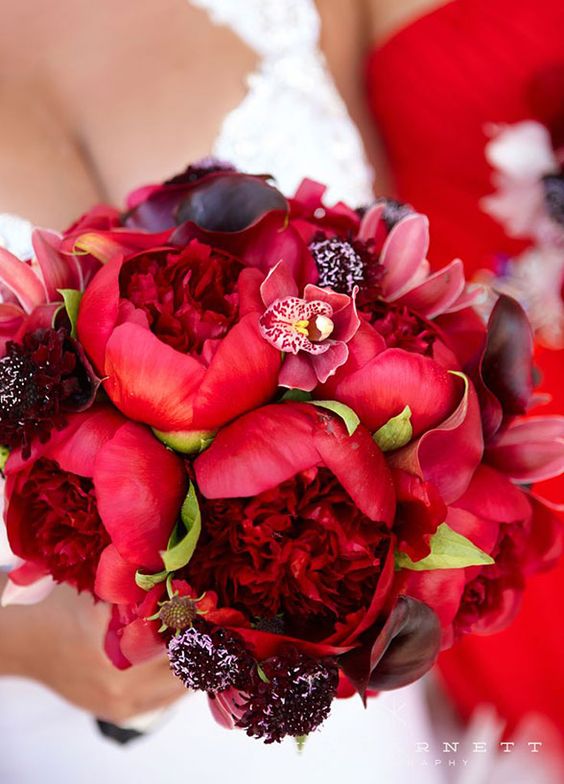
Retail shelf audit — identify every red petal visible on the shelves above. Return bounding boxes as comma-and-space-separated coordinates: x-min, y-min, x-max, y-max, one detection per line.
390, 374, 483, 504
32, 229, 82, 299
485, 416, 564, 483
104, 322, 205, 431
76, 255, 123, 373
94, 422, 188, 569
192, 314, 281, 430
195, 403, 321, 498
119, 618, 164, 665
395, 259, 466, 319
380, 214, 429, 298
260, 260, 298, 307
0, 248, 46, 313
314, 421, 395, 524
94, 545, 145, 605
334, 348, 460, 436
279, 352, 319, 391
454, 464, 532, 523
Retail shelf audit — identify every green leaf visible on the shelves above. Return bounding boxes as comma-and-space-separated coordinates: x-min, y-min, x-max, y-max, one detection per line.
135, 569, 168, 591
160, 482, 202, 573
281, 389, 312, 402
373, 406, 413, 452
0, 445, 9, 473
152, 428, 216, 455
256, 664, 270, 684
395, 523, 495, 571
55, 289, 83, 339
309, 400, 360, 436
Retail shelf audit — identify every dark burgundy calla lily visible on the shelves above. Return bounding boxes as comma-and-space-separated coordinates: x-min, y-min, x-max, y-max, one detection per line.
126, 171, 288, 233
339, 597, 441, 697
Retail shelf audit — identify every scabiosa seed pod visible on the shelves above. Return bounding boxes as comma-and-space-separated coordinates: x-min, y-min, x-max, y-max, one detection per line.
237, 650, 339, 744
158, 595, 200, 631
168, 623, 254, 693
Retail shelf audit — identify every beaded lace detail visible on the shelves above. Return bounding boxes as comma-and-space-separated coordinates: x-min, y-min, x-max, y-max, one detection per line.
190, 0, 375, 206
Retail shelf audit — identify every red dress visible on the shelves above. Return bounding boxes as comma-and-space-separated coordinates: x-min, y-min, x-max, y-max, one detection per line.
365, 0, 564, 741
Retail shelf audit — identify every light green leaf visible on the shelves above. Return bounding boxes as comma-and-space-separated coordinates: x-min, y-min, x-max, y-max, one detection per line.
395, 523, 495, 571
135, 569, 168, 591
373, 406, 413, 452
55, 289, 83, 339
0, 446, 9, 473
309, 400, 360, 436
152, 428, 216, 455
256, 664, 270, 684
281, 389, 312, 402
160, 482, 202, 573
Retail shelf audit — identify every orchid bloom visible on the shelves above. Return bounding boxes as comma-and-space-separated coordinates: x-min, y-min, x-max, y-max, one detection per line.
258, 260, 360, 391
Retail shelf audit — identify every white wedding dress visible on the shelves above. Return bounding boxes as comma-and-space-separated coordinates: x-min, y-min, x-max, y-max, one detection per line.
0, 2, 443, 783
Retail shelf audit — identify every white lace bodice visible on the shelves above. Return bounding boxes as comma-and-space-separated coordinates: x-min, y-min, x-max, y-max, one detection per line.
190, 0, 374, 206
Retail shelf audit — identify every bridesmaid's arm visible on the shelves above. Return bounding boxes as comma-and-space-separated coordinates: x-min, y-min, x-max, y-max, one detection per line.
318, 0, 394, 196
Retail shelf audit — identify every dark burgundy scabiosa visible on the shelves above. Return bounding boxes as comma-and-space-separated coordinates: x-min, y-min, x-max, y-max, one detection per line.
8, 458, 110, 592
0, 329, 97, 458
237, 650, 339, 743
119, 242, 244, 356
188, 467, 390, 639
168, 622, 254, 693
309, 237, 365, 294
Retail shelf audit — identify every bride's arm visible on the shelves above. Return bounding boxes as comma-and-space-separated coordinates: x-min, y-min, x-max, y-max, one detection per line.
0, 574, 186, 723
318, 0, 394, 196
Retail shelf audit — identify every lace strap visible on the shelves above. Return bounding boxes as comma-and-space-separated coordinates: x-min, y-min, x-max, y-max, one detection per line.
189, 0, 320, 56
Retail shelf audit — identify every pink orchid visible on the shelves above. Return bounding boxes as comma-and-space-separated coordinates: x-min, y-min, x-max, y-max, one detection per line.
358, 207, 479, 319
258, 260, 360, 391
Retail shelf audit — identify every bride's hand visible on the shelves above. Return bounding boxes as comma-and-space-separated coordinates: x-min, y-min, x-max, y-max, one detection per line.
0, 577, 186, 724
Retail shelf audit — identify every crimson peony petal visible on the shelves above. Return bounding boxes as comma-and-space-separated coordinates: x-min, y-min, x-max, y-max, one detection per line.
119, 618, 164, 665
76, 255, 123, 373
94, 545, 145, 605
192, 314, 281, 430
195, 403, 321, 498
485, 416, 564, 483
453, 464, 532, 523
104, 322, 205, 431
333, 348, 460, 436
314, 422, 395, 524
94, 422, 188, 569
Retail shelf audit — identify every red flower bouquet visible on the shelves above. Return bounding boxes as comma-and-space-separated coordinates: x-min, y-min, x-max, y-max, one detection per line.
1, 163, 563, 743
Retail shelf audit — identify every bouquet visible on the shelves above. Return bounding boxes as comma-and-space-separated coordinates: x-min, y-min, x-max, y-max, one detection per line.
1, 163, 563, 744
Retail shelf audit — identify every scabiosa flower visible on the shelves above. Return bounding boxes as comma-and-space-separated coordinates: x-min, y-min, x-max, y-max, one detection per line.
309, 237, 365, 294
0, 328, 97, 457
168, 622, 254, 693
237, 650, 339, 743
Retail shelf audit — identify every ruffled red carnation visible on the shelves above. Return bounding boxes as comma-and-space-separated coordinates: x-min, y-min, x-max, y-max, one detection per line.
8, 458, 109, 593
188, 467, 391, 639
119, 240, 243, 357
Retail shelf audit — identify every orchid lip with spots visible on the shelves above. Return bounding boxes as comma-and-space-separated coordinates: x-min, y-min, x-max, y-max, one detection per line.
258, 260, 361, 391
